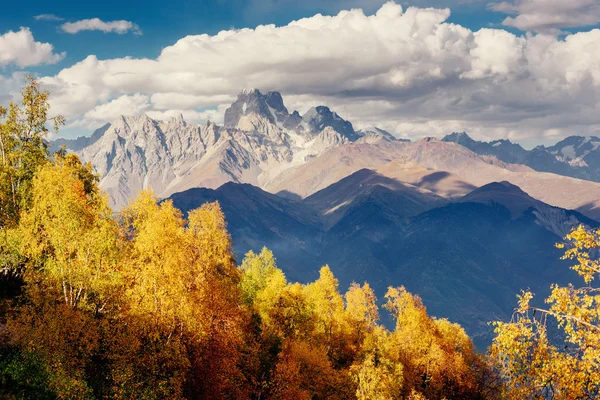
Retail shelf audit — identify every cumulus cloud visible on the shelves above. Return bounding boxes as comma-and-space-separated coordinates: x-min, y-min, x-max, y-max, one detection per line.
146, 106, 228, 125
33, 14, 65, 21
37, 1, 600, 143
0, 72, 27, 105
0, 27, 65, 67
81, 94, 151, 124
490, 0, 600, 33
150, 93, 235, 111
61, 18, 142, 35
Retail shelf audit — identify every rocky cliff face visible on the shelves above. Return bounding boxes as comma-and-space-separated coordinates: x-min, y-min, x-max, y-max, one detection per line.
57, 89, 399, 209
55, 90, 600, 217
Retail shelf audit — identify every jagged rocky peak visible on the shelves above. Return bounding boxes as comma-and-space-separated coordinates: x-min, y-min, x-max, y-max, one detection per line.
223, 89, 362, 140
443, 132, 525, 152
544, 135, 600, 161
264, 91, 286, 113
223, 88, 301, 130
302, 105, 358, 141
48, 123, 111, 154
355, 127, 408, 143
169, 113, 186, 126
442, 131, 475, 144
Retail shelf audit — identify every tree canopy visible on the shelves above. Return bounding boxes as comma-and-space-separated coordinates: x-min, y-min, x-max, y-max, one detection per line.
2, 77, 598, 399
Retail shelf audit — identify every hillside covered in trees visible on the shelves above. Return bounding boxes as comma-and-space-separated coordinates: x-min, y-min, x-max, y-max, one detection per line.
0, 79, 598, 399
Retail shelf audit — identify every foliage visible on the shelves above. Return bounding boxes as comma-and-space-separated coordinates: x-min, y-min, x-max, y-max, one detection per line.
0, 151, 498, 399
0, 78, 505, 399
0, 75, 64, 228
490, 225, 600, 399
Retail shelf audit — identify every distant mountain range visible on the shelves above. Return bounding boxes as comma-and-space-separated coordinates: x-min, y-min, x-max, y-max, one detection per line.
51, 89, 600, 346
443, 132, 600, 183
51, 89, 410, 208
52, 89, 600, 217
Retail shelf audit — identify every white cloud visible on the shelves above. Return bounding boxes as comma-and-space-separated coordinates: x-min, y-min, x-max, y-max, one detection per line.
82, 94, 151, 123
150, 93, 235, 110
37, 1, 600, 142
0, 72, 27, 105
34, 14, 65, 21
61, 18, 142, 35
146, 106, 227, 125
490, 0, 600, 33
0, 27, 65, 67
67, 93, 228, 128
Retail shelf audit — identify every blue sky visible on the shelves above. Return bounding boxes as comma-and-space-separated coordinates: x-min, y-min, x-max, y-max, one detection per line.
3, 0, 505, 76
1, 0, 600, 146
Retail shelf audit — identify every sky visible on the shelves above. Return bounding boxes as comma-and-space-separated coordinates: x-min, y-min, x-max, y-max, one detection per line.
1, 0, 600, 147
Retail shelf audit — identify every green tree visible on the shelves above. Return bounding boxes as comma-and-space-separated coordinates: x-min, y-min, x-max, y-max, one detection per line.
240, 247, 287, 323
0, 75, 64, 228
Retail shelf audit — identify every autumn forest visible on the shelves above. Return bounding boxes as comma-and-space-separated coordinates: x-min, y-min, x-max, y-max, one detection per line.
0, 78, 598, 399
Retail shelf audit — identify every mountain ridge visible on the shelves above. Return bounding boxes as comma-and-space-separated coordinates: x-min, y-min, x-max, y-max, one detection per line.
167, 178, 597, 347
442, 132, 600, 183
51, 89, 405, 209
51, 90, 600, 220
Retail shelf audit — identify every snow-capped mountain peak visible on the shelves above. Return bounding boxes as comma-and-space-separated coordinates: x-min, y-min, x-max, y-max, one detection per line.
56, 89, 371, 209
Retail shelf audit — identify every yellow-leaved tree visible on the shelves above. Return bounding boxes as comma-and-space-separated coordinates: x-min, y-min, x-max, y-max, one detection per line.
374, 286, 493, 399
490, 225, 600, 399
0, 75, 64, 228
8, 153, 119, 398
0, 76, 506, 400
115, 193, 251, 398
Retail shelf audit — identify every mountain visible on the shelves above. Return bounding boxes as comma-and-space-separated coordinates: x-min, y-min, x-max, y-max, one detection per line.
55, 94, 342, 208
302, 106, 358, 141
224, 89, 302, 131
266, 138, 600, 220
74, 115, 240, 208
168, 182, 322, 282
165, 179, 596, 347
48, 123, 110, 153
264, 138, 528, 199
442, 132, 528, 164
543, 135, 600, 171
459, 181, 538, 217
54, 89, 407, 209
355, 127, 410, 144
54, 90, 600, 219
459, 181, 598, 238
375, 161, 476, 198
304, 168, 446, 228
442, 132, 600, 183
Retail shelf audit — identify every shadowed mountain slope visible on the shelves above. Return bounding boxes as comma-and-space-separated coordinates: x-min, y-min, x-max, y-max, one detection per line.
267, 139, 600, 220
166, 178, 597, 347
168, 182, 322, 282
305, 168, 445, 228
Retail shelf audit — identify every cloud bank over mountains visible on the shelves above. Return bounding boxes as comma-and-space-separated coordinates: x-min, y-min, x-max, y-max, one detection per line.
3, 1, 600, 143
